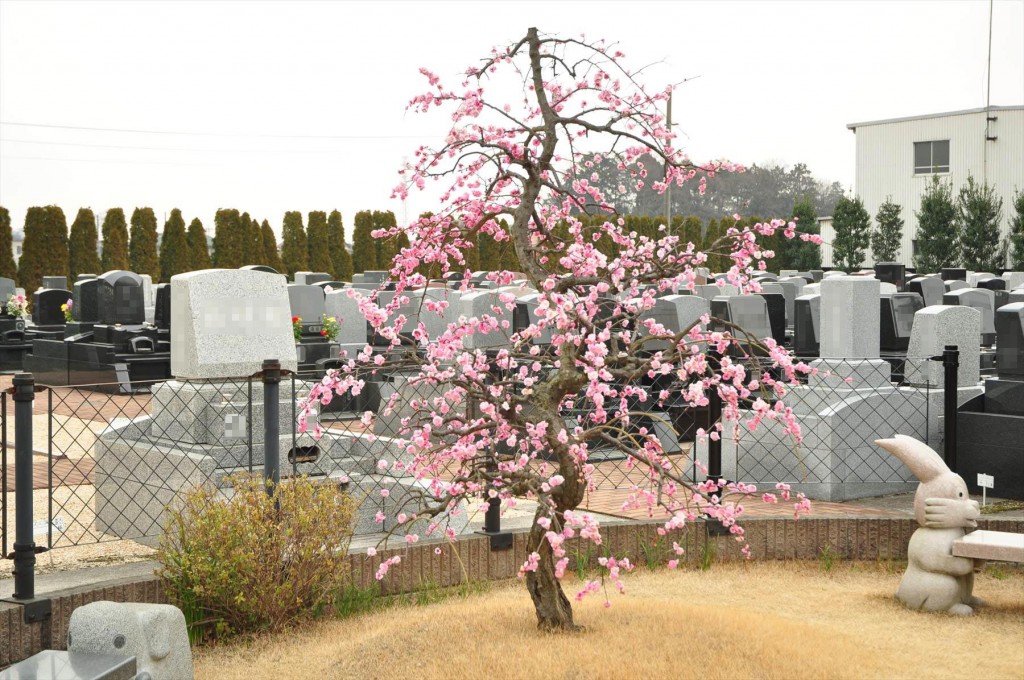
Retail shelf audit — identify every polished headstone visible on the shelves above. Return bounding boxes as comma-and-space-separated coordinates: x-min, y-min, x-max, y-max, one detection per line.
72, 277, 102, 322
941, 268, 967, 281
874, 262, 905, 291
880, 292, 924, 353
154, 283, 171, 330
287, 284, 327, 324
820, 276, 880, 359
241, 264, 281, 275
97, 270, 145, 325
945, 280, 969, 292
294, 271, 332, 285
32, 288, 73, 326
0, 277, 15, 303
793, 293, 820, 357
907, 276, 945, 307
975, 277, 1006, 291
943, 287, 996, 345
170, 269, 297, 378
459, 289, 512, 349
324, 289, 370, 346
710, 295, 772, 345
905, 305, 982, 387
994, 302, 1024, 380
42, 275, 67, 290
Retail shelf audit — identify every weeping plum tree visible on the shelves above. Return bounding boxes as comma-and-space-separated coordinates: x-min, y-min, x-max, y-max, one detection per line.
301, 28, 814, 630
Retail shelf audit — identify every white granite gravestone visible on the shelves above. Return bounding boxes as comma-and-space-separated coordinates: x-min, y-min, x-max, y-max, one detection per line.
171, 269, 297, 378
1002, 272, 1024, 290
905, 305, 982, 387
324, 289, 369, 352
459, 289, 512, 349
820, 276, 879, 359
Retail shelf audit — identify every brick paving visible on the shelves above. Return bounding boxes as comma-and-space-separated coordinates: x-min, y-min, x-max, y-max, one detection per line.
2, 454, 94, 491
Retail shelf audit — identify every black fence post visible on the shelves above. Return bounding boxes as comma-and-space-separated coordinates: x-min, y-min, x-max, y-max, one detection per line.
707, 387, 722, 482
3, 373, 51, 623
941, 345, 959, 471
262, 359, 282, 494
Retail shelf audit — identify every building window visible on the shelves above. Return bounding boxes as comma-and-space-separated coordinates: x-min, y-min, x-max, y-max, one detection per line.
914, 140, 949, 174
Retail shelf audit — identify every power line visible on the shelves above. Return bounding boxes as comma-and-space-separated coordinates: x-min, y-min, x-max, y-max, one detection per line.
0, 120, 427, 140
0, 137, 353, 154
0, 154, 211, 167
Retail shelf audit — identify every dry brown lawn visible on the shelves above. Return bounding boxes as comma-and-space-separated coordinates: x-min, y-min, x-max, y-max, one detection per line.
194, 562, 1024, 680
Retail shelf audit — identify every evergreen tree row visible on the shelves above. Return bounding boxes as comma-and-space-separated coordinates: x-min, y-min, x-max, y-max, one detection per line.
0, 206, 378, 287
833, 174, 1024, 272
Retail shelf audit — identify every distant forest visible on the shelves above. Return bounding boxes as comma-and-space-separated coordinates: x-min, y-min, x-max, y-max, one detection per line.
577, 153, 846, 221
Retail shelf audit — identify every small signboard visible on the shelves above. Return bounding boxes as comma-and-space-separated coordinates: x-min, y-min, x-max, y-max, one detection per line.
977, 473, 994, 489
32, 517, 66, 537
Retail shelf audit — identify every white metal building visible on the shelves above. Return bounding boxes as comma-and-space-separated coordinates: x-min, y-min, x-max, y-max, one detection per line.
846, 105, 1024, 268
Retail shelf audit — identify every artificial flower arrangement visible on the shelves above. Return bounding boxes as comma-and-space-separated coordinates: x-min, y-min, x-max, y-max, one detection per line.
61, 298, 74, 322
321, 315, 339, 342
292, 316, 302, 343
5, 293, 28, 318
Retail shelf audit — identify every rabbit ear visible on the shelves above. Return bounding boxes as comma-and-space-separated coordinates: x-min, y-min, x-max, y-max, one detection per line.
874, 435, 949, 483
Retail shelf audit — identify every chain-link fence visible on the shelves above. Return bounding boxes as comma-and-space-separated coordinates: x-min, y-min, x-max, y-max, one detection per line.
1, 348, 962, 594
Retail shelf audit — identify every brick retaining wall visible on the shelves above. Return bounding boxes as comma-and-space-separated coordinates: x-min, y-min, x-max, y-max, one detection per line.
3, 517, 1022, 668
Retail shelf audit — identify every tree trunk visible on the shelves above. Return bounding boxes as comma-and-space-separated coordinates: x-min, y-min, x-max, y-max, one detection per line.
524, 521, 578, 631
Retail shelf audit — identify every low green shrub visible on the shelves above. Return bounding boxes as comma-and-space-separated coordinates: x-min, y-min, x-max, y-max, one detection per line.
158, 474, 355, 638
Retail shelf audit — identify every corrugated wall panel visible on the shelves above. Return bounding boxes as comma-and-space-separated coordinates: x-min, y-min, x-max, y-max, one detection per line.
852, 108, 1024, 270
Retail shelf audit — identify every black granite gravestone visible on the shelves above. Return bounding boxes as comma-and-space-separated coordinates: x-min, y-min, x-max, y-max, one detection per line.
32, 288, 73, 326
72, 277, 102, 322
97, 270, 145, 325
879, 292, 924, 352
241, 264, 280, 275
976, 277, 1006, 291
874, 262, 906, 291
793, 293, 820, 358
756, 292, 787, 344
957, 302, 1024, 500
995, 302, 1024, 380
941, 268, 967, 281
154, 283, 171, 330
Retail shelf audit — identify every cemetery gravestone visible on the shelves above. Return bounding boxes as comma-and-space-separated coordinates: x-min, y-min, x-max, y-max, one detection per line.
241, 264, 281, 275
97, 271, 145, 325
880, 292, 924, 353
171, 269, 297, 378
941, 268, 967, 281
42, 275, 67, 290
874, 262, 905, 291
905, 306, 982, 387
907, 276, 945, 308
793, 293, 820, 357
943, 288, 996, 346
820, 276, 879, 359
0, 277, 15, 303
32, 288, 73, 326
295, 271, 332, 285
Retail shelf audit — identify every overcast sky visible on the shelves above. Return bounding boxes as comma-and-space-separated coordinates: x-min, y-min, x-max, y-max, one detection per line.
1, 0, 1021, 238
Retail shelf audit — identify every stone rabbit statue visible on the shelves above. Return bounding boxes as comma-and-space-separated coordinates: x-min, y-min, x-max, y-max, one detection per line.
68, 601, 194, 679
876, 435, 983, 615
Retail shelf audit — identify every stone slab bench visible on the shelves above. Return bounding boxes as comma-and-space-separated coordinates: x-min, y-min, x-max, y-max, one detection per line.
0, 650, 136, 680
952, 530, 1024, 562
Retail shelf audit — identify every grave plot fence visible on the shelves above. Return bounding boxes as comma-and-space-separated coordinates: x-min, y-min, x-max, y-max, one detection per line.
1, 347, 964, 603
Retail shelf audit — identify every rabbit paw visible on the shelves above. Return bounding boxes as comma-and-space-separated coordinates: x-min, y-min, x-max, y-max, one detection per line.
948, 603, 974, 616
